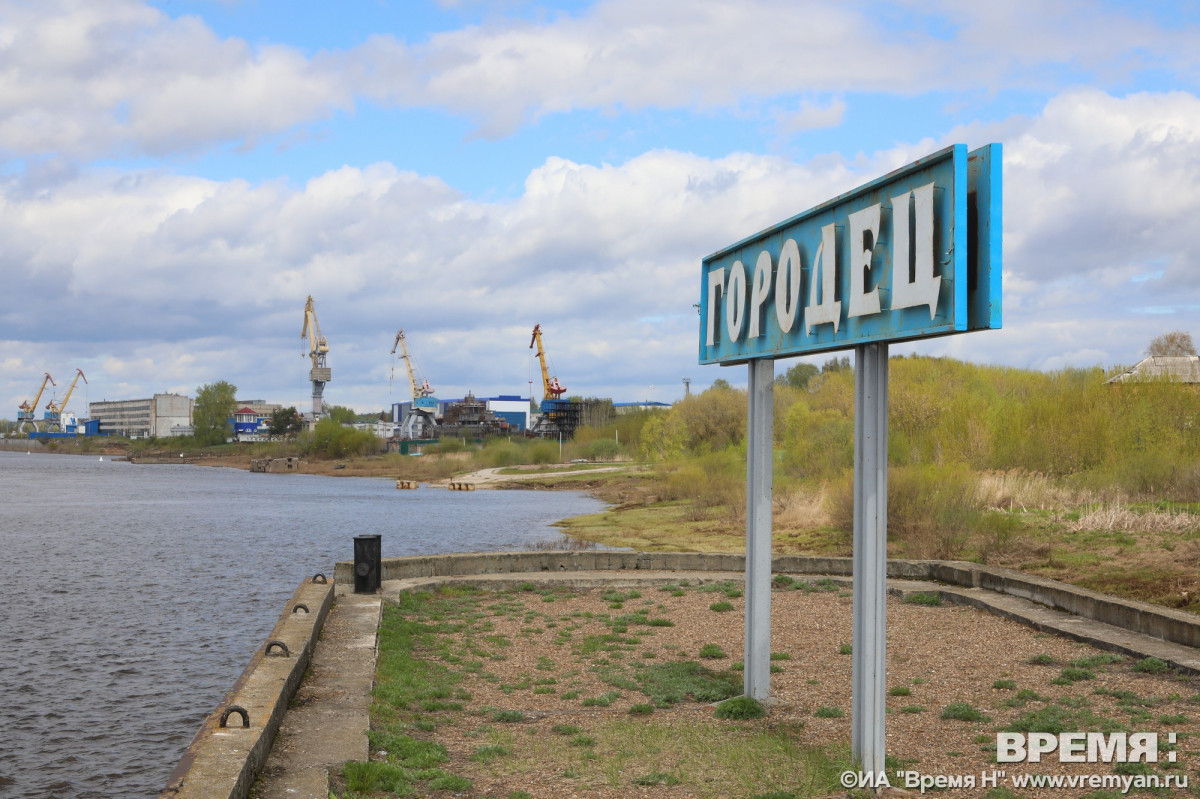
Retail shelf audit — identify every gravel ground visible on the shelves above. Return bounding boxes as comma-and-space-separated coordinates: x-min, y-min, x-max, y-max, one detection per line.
385, 581, 1200, 798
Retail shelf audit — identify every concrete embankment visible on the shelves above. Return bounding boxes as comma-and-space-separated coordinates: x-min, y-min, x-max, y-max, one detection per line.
159, 576, 335, 799
0, 439, 44, 452
166, 551, 1200, 799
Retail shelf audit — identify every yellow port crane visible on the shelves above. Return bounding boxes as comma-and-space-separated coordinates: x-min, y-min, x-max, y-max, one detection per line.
391, 329, 439, 438
45, 368, 87, 432
530, 324, 567, 401
301, 295, 331, 419
390, 330, 435, 402
17, 372, 55, 432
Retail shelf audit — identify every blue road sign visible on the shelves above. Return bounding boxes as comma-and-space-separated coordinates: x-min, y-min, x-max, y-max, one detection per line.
700, 144, 1001, 364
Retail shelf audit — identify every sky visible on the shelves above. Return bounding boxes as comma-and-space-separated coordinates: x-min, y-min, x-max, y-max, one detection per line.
3, 0, 1200, 418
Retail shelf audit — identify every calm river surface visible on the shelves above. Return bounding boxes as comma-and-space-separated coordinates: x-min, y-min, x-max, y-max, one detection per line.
0, 451, 606, 798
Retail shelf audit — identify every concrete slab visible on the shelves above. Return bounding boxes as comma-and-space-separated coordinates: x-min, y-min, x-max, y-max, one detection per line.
251, 589, 380, 799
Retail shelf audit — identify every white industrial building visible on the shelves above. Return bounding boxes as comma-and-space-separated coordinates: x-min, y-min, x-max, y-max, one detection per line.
88, 393, 193, 438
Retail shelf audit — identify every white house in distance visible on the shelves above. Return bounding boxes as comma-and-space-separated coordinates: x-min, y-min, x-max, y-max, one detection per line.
1106, 356, 1200, 384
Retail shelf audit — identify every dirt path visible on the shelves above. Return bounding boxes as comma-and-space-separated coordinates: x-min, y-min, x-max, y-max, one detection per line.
446, 464, 639, 487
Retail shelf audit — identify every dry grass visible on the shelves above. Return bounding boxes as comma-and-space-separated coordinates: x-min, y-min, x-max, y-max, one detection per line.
974, 470, 1088, 511
773, 485, 830, 530
1068, 502, 1200, 535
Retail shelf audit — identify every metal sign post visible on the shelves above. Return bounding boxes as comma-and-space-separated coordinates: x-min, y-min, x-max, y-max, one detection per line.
698, 144, 1001, 771
851, 342, 888, 774
744, 358, 774, 700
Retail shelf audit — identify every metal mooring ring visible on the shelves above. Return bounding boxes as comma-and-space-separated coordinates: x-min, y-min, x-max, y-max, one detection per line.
311, 573, 327, 584
265, 640, 290, 657
219, 705, 249, 728
292, 603, 310, 614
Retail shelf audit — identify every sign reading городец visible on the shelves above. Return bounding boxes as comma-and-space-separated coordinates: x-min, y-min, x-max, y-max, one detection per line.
699, 143, 1001, 364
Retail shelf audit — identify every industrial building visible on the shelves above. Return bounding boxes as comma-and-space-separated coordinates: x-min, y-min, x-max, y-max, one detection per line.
88, 394, 193, 438
392, 395, 531, 436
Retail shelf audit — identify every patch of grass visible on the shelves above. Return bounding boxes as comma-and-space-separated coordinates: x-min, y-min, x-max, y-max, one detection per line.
1005, 704, 1126, 735
1058, 667, 1095, 683
341, 761, 411, 793
699, 643, 728, 659
1133, 657, 1173, 675
1070, 653, 1124, 669
569, 735, 596, 747
715, 696, 766, 720
631, 771, 682, 786
635, 661, 741, 706
838, 643, 852, 655
992, 679, 1017, 690
899, 705, 925, 714
428, 772, 472, 791
770, 652, 791, 661
814, 706, 844, 719
902, 592, 943, 606
629, 703, 655, 716
709, 601, 735, 612
940, 702, 989, 722
581, 690, 623, 707
888, 686, 912, 697
491, 709, 525, 723
471, 744, 510, 762
1027, 653, 1055, 665
1003, 689, 1046, 708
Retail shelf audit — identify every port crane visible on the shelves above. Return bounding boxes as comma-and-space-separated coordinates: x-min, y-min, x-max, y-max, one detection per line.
17, 372, 55, 432
530, 324, 567, 401
391, 329, 439, 438
45, 368, 87, 432
301, 296, 331, 419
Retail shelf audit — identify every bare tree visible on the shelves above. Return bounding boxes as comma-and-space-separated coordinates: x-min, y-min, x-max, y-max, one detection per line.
1147, 330, 1198, 357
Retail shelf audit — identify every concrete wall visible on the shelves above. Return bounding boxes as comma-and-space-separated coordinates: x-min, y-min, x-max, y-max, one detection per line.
160, 576, 334, 799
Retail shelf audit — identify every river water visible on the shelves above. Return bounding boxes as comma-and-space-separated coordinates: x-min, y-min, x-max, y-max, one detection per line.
0, 451, 606, 798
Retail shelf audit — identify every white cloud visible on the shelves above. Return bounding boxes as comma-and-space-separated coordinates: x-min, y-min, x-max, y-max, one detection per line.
6, 85, 1200, 415
0, 0, 352, 159
2, 1, 1195, 162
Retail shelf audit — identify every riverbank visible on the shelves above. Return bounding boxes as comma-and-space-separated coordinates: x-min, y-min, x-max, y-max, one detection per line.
32, 437, 1200, 616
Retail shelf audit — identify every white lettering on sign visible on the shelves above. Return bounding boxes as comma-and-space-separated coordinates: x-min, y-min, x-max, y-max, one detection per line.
726, 260, 747, 342
805, 222, 841, 334
748, 250, 773, 338
848, 203, 881, 319
775, 238, 802, 333
891, 182, 939, 319
709, 181, 940, 344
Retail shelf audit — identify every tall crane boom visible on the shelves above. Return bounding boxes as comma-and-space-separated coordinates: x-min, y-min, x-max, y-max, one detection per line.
17, 372, 55, 432
530, 324, 567, 401
391, 329, 437, 413
301, 296, 331, 418
45, 368, 87, 431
